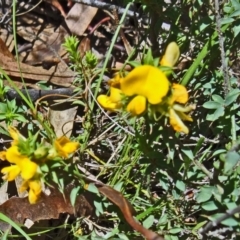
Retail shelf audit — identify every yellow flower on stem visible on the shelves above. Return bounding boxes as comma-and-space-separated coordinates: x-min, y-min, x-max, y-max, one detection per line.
4, 145, 38, 180
97, 87, 123, 111
97, 65, 170, 116
54, 136, 79, 158
160, 42, 180, 67
1, 144, 42, 204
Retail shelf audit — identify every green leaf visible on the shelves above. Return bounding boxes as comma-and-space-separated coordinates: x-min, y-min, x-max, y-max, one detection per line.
230, 9, 240, 17
169, 228, 183, 234
176, 180, 186, 192
70, 186, 81, 206
0, 213, 32, 240
224, 89, 240, 106
158, 214, 168, 225
181, 148, 194, 160
206, 106, 225, 121
153, 57, 160, 67
94, 201, 104, 215
201, 201, 218, 211
203, 101, 221, 109
233, 25, 240, 37
114, 182, 124, 191
223, 151, 240, 174
196, 186, 213, 203
87, 183, 99, 194
117, 233, 129, 240
128, 60, 141, 68
210, 214, 239, 226
212, 94, 224, 104
143, 48, 154, 65
143, 215, 154, 228
218, 175, 228, 182
220, 17, 234, 25
222, 217, 239, 226
192, 220, 208, 230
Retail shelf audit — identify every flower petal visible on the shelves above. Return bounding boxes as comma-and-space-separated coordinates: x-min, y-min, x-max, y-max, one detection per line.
120, 65, 170, 104
126, 95, 147, 116
55, 136, 79, 158
28, 188, 39, 204
6, 146, 25, 164
19, 160, 38, 180
8, 126, 26, 146
29, 180, 42, 196
169, 109, 189, 134
97, 87, 123, 111
0, 151, 6, 161
20, 179, 42, 204
160, 42, 180, 67
108, 73, 122, 88
1, 165, 21, 181
172, 84, 188, 104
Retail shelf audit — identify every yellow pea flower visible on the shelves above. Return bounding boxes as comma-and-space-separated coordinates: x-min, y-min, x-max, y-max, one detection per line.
160, 42, 180, 67
126, 95, 147, 116
120, 65, 170, 105
97, 87, 123, 111
20, 179, 42, 204
171, 83, 189, 104
1, 165, 21, 181
54, 136, 79, 158
5, 146, 38, 180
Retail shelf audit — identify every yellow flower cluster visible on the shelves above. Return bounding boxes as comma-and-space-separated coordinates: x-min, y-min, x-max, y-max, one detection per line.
0, 127, 79, 204
97, 42, 195, 134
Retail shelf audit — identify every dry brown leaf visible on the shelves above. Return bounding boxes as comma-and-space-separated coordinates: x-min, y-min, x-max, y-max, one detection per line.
96, 183, 165, 240
0, 51, 75, 87
66, 3, 98, 36
49, 102, 78, 138
0, 186, 94, 227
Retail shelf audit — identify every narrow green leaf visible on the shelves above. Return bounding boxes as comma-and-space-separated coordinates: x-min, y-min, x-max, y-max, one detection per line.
70, 186, 81, 206
203, 101, 221, 109
0, 213, 32, 240
143, 215, 155, 229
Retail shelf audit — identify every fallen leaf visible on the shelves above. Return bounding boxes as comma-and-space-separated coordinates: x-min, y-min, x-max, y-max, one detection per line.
49, 101, 78, 138
0, 185, 94, 228
66, 3, 98, 36
95, 183, 165, 240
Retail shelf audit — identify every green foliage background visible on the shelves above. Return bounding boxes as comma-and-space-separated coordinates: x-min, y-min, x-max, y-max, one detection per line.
2, 0, 240, 239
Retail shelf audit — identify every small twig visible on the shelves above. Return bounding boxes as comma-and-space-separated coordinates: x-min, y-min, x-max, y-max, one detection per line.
199, 205, 240, 236
6, 88, 75, 102
71, 0, 138, 17
215, 0, 230, 96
